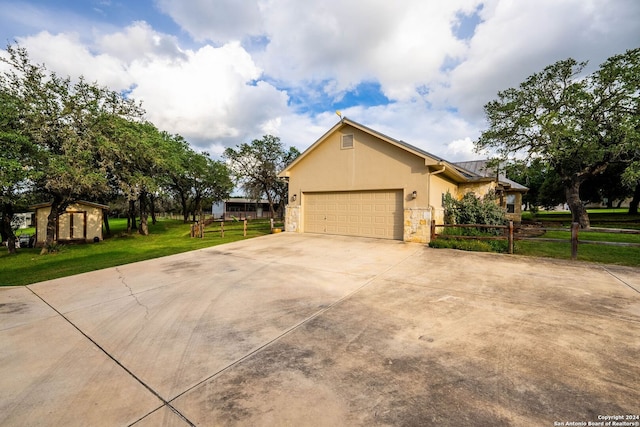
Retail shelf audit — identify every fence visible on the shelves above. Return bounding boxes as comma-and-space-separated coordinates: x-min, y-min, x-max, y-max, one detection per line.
430, 221, 640, 259
190, 218, 283, 239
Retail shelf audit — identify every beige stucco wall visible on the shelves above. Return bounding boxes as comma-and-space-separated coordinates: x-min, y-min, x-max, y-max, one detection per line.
429, 173, 460, 226
281, 123, 529, 241
458, 181, 496, 198
505, 192, 524, 222
35, 202, 104, 244
286, 124, 430, 207
284, 124, 432, 239
454, 182, 525, 222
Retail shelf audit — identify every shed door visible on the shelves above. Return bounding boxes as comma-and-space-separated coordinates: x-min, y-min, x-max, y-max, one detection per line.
304, 190, 403, 240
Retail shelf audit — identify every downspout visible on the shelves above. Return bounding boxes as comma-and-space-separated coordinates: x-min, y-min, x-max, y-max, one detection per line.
428, 163, 446, 223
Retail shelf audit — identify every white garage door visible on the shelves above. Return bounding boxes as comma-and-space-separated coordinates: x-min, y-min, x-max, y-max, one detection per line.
304, 190, 403, 240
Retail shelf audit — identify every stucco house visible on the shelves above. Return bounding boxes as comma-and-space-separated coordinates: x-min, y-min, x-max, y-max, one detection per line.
31, 201, 108, 246
278, 117, 527, 243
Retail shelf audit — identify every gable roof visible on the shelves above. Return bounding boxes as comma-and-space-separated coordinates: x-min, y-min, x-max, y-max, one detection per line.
278, 117, 470, 183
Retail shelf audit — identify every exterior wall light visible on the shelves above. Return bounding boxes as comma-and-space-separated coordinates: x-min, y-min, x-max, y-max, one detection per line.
292, 194, 297, 202
412, 191, 417, 199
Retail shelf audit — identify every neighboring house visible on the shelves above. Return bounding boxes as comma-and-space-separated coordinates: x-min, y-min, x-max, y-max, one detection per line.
31, 201, 108, 246
278, 117, 528, 243
453, 160, 528, 222
211, 198, 274, 220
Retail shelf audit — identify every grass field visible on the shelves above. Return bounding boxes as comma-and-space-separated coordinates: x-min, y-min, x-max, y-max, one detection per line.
0, 218, 277, 286
517, 209, 640, 266
432, 209, 640, 267
2, 210, 639, 286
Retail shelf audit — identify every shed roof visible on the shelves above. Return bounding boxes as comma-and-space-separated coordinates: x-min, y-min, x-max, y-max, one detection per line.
30, 200, 110, 210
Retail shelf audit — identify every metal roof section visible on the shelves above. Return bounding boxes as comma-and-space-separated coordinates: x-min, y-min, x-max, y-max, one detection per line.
454, 160, 529, 192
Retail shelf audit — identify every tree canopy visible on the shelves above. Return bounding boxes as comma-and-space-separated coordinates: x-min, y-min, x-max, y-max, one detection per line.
0, 44, 233, 253
477, 48, 640, 227
224, 135, 300, 218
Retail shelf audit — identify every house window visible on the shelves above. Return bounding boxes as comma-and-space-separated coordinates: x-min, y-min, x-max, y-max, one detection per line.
506, 194, 516, 213
341, 134, 354, 149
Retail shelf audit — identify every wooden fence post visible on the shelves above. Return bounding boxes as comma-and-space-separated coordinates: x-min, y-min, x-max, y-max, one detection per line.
243, 219, 247, 237
270, 218, 274, 232
430, 220, 436, 241
508, 221, 514, 254
221, 221, 224, 238
571, 222, 579, 260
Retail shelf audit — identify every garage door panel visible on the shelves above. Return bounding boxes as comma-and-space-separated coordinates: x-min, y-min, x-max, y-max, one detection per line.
304, 190, 403, 240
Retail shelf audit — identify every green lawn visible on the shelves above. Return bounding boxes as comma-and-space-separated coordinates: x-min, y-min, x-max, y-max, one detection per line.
3, 211, 639, 287
1, 218, 278, 286
517, 209, 640, 266
432, 209, 640, 267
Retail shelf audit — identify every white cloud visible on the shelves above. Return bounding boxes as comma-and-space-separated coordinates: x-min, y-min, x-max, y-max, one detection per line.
2, 0, 638, 162
258, 0, 481, 101
125, 41, 289, 150
12, 28, 290, 154
155, 0, 263, 43
97, 21, 186, 63
16, 31, 134, 89
444, 137, 478, 160
431, 0, 640, 119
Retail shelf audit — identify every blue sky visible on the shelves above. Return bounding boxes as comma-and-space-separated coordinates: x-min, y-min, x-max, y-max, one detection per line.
1, 0, 639, 160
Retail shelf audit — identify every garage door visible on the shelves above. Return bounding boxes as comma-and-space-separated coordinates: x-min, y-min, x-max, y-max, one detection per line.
304, 190, 403, 240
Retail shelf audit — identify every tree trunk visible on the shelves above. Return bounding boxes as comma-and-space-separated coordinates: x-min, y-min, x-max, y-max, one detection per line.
149, 193, 157, 225
138, 191, 149, 235
180, 194, 189, 223
103, 211, 111, 237
1, 207, 17, 255
629, 182, 640, 215
41, 195, 65, 254
565, 177, 590, 228
265, 189, 276, 219
128, 199, 137, 233
194, 195, 203, 223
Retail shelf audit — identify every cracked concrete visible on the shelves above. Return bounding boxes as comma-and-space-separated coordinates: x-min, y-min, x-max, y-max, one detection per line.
1, 233, 638, 426
116, 266, 150, 320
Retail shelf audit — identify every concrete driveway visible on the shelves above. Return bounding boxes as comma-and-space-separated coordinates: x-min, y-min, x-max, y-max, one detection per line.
1, 233, 639, 426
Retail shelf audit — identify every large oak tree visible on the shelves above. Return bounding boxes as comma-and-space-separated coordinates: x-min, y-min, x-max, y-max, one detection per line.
224, 135, 300, 218
477, 48, 640, 228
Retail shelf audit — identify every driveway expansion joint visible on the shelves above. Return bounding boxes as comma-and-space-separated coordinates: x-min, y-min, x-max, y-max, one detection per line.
25, 285, 195, 426
601, 265, 640, 294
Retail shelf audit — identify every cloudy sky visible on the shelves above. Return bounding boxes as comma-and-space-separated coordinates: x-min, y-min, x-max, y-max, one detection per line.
1, 0, 638, 161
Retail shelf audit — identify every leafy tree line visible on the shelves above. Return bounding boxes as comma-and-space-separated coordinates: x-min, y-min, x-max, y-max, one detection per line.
477, 48, 640, 227
0, 45, 234, 253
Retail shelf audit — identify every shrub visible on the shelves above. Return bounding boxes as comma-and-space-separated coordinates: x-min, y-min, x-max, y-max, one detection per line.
442, 190, 506, 235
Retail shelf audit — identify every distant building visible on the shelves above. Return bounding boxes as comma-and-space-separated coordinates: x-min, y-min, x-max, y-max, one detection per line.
212, 198, 274, 220
453, 160, 529, 222
13, 212, 34, 229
